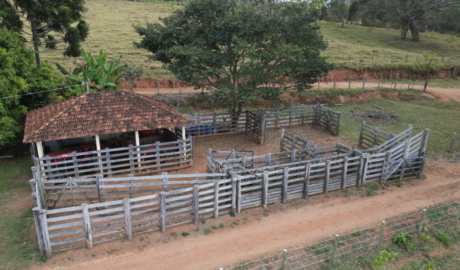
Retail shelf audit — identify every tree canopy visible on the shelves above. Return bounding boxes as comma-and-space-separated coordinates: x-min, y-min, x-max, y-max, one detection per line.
134, 0, 332, 117
0, 28, 60, 148
0, 0, 89, 66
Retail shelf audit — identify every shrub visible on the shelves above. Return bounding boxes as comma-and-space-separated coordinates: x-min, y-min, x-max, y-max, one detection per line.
204, 228, 212, 235
263, 212, 269, 217
211, 225, 218, 230
201, 218, 206, 224
393, 232, 408, 247
219, 223, 224, 229
435, 230, 451, 247
373, 250, 398, 267
181, 232, 190, 237
229, 210, 236, 217
420, 233, 430, 243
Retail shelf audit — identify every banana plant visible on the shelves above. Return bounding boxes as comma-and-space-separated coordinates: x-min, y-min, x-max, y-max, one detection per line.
56, 48, 123, 97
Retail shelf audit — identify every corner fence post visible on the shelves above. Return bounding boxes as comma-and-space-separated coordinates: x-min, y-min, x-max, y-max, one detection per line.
39, 209, 52, 258
332, 235, 339, 265
193, 184, 200, 225
378, 221, 386, 247
418, 209, 427, 233
32, 208, 45, 256
160, 192, 166, 233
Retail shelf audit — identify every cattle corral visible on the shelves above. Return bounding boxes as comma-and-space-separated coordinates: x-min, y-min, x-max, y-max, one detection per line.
28, 105, 429, 259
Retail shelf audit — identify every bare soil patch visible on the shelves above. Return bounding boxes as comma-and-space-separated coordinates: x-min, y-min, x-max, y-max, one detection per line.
347, 110, 399, 125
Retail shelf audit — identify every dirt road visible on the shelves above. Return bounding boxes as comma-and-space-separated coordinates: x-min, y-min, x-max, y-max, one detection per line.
135, 81, 460, 102
39, 159, 460, 270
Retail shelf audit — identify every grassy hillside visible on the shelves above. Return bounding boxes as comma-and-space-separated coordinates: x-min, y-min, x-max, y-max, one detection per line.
40, 0, 460, 78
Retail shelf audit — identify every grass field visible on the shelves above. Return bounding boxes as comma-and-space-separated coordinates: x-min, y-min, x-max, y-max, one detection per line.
0, 157, 38, 270
39, 0, 460, 79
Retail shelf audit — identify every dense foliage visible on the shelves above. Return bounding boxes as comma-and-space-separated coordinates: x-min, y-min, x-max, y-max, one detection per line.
134, 0, 332, 118
0, 0, 89, 66
0, 29, 60, 148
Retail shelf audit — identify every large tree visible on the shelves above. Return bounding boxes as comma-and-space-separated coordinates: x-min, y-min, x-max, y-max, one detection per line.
0, 28, 60, 148
134, 0, 332, 119
364, 0, 458, 42
0, 0, 89, 67
328, 0, 350, 28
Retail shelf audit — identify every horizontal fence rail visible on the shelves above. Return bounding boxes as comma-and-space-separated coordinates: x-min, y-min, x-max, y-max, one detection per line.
34, 137, 193, 181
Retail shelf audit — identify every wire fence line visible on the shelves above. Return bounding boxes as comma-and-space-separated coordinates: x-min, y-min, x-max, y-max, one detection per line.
223, 201, 460, 270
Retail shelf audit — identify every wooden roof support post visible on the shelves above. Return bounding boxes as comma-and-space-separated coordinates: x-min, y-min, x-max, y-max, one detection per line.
182, 126, 187, 160
36, 141, 46, 178
135, 131, 141, 168
95, 135, 103, 174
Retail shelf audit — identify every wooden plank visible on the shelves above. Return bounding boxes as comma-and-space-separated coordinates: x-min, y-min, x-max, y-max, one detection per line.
40, 210, 52, 257
361, 155, 369, 185
193, 185, 199, 225
123, 198, 133, 241
32, 208, 45, 256
82, 204, 93, 249
237, 178, 242, 214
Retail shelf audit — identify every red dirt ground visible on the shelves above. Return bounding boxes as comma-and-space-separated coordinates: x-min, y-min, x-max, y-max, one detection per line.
34, 126, 460, 270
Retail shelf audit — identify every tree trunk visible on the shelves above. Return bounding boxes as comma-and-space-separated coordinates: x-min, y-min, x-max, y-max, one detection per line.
341, 15, 344, 28
28, 14, 41, 67
401, 28, 408, 39
409, 21, 420, 42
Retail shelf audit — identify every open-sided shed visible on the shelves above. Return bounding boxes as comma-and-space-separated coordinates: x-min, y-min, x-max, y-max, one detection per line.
24, 90, 194, 179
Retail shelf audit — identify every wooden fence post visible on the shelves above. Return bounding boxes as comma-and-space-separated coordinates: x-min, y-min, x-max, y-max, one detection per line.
162, 172, 168, 189
281, 249, 288, 270
301, 104, 305, 125
333, 78, 336, 89
245, 110, 249, 132
325, 160, 331, 194
289, 106, 292, 126
361, 154, 369, 186
423, 80, 428, 92
381, 152, 391, 184
213, 113, 217, 135
400, 138, 411, 180
231, 172, 236, 211
291, 150, 296, 163
129, 174, 134, 198
303, 165, 311, 199
32, 208, 45, 256
261, 119, 266, 145
419, 129, 430, 157
292, 135, 296, 151
342, 157, 348, 190
332, 235, 339, 265
72, 152, 79, 177
282, 167, 289, 204
160, 192, 166, 233
265, 153, 271, 166
96, 175, 105, 202
214, 182, 219, 218
418, 209, 426, 233
449, 132, 457, 153
373, 127, 379, 146
193, 184, 200, 225
82, 204, 93, 249
237, 177, 242, 213
123, 198, 133, 240
336, 113, 341, 136
280, 129, 286, 152
39, 209, 52, 258
263, 171, 269, 208
128, 144, 134, 174
275, 108, 280, 129
455, 205, 460, 229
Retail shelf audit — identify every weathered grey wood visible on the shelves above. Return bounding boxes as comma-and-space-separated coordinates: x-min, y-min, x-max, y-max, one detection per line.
33, 208, 45, 256
449, 132, 457, 153
72, 152, 79, 177
96, 175, 105, 202
419, 129, 430, 157
336, 113, 341, 136
263, 171, 269, 208
214, 182, 219, 218
291, 150, 296, 163
280, 129, 286, 151
361, 155, 369, 185
82, 204, 93, 249
128, 145, 134, 174
231, 175, 237, 211
160, 192, 166, 233
123, 198, 132, 240
265, 153, 271, 166
342, 157, 348, 190
237, 179, 242, 213
162, 172, 168, 189
359, 122, 365, 146
275, 107, 280, 128
400, 138, 411, 180
39, 210, 52, 258
129, 174, 134, 198
282, 167, 289, 204
325, 160, 331, 194
303, 165, 311, 199
193, 185, 200, 225
381, 152, 391, 184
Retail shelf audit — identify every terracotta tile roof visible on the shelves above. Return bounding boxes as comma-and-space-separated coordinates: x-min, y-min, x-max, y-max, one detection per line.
23, 91, 193, 143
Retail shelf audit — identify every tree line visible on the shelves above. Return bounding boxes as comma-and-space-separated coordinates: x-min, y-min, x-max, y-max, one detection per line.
324, 0, 460, 42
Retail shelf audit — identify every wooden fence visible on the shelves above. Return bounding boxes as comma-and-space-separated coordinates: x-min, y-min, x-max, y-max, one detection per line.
34, 137, 193, 181
181, 104, 341, 144
31, 127, 429, 259
359, 122, 413, 153
30, 173, 233, 257
280, 129, 318, 152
